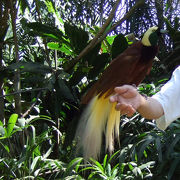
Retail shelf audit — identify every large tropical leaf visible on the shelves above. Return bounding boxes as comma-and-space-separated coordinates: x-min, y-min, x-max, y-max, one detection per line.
19, 0, 30, 13
27, 22, 64, 41
111, 33, 128, 59
8, 62, 52, 74
88, 53, 110, 79
64, 23, 89, 54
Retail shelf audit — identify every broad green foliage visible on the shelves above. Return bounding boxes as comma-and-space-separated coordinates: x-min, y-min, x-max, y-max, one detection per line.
64, 23, 89, 54
164, 16, 180, 48
162, 17, 180, 72
111, 34, 129, 59
1, 0, 180, 179
0, 114, 18, 139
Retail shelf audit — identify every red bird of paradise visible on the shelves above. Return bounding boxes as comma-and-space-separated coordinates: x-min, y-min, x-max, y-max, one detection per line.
76, 26, 165, 160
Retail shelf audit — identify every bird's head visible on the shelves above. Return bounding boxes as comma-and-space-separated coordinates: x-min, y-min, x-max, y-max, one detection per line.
141, 26, 166, 46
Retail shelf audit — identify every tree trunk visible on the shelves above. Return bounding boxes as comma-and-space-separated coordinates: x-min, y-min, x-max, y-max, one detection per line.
0, 44, 4, 123
0, 0, 11, 123
10, 0, 21, 115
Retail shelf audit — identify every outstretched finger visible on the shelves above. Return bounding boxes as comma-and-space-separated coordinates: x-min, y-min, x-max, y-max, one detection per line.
115, 85, 137, 98
114, 86, 128, 95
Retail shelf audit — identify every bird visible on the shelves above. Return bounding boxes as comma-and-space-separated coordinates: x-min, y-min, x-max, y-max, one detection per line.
75, 26, 165, 160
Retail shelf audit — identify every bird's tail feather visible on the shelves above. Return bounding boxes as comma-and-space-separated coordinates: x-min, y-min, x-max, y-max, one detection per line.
76, 93, 121, 159
106, 103, 121, 153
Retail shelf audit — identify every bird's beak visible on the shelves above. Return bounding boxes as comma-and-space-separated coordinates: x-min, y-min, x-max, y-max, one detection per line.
160, 29, 168, 34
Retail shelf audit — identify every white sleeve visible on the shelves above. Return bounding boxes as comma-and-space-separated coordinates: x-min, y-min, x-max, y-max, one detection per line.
152, 66, 180, 130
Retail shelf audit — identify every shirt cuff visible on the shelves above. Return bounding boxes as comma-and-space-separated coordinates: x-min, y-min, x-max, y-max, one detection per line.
152, 95, 168, 130
155, 115, 167, 130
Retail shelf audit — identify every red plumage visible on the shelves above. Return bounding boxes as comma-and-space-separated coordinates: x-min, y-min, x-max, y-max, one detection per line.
81, 41, 158, 104
76, 27, 163, 160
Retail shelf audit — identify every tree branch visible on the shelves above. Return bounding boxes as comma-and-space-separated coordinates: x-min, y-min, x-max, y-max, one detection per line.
96, 0, 145, 45
65, 0, 122, 71
21, 91, 41, 118
65, 0, 145, 72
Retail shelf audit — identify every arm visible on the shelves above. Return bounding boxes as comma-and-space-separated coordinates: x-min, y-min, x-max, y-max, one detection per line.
109, 85, 164, 119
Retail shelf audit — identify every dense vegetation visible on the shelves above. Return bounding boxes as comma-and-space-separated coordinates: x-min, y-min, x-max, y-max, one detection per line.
0, 0, 180, 179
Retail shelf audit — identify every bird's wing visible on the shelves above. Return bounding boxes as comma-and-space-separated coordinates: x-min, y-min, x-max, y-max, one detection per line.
96, 52, 141, 97
82, 41, 156, 104
81, 42, 143, 104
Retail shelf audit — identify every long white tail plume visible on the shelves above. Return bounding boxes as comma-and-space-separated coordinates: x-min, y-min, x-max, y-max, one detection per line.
76, 94, 121, 159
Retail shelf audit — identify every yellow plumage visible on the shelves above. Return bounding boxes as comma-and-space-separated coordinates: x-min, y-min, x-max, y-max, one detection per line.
106, 102, 121, 153
76, 93, 121, 159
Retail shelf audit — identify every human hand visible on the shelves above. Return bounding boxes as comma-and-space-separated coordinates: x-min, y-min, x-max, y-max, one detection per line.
109, 85, 143, 117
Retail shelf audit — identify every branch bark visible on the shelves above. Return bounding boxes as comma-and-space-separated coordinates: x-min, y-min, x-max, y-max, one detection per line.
0, 0, 11, 123
64, 0, 122, 71
21, 91, 41, 118
96, 0, 145, 45
65, 0, 145, 72
34, 0, 51, 67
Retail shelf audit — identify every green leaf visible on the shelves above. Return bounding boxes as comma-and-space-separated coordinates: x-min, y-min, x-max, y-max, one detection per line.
59, 44, 73, 56
30, 125, 36, 144
0, 126, 6, 136
88, 171, 99, 179
19, 0, 30, 14
0, 142, 10, 153
167, 135, 180, 157
174, 17, 179, 31
69, 65, 87, 86
64, 23, 89, 54
128, 163, 134, 171
8, 62, 52, 74
47, 42, 73, 55
139, 161, 155, 170
30, 156, 41, 173
6, 114, 18, 137
64, 157, 83, 177
101, 35, 117, 53
45, 0, 56, 13
90, 158, 104, 172
108, 150, 120, 164
103, 154, 108, 169
27, 22, 64, 41
164, 16, 176, 39
58, 78, 75, 101
106, 163, 111, 177
54, 160, 64, 169
132, 167, 143, 178
44, 0, 64, 27
155, 137, 162, 162
103, 21, 113, 36
43, 145, 54, 159
0, 120, 3, 126
88, 53, 110, 79
111, 34, 128, 59
138, 136, 154, 160
167, 156, 180, 180
111, 163, 119, 177
165, 3, 169, 12
106, 35, 117, 45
